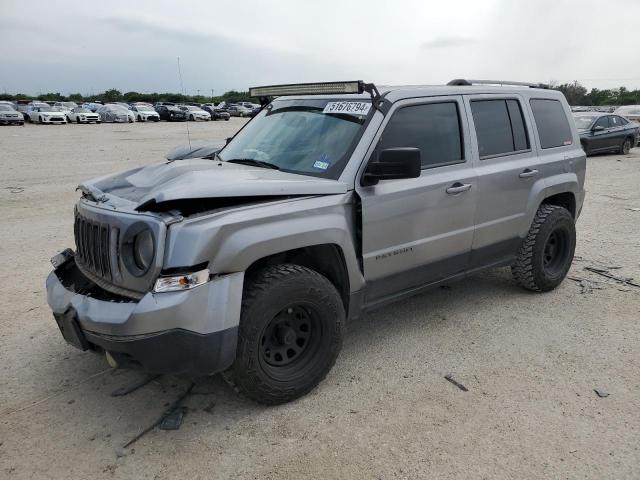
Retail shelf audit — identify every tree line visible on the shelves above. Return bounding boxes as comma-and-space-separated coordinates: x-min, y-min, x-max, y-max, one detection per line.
2, 82, 640, 106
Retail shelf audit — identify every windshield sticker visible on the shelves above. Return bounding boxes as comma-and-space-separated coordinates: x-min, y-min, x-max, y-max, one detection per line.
313, 155, 331, 170
323, 101, 371, 116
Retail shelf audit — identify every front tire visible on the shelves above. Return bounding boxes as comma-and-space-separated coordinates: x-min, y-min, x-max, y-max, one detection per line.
512, 204, 576, 292
224, 264, 345, 405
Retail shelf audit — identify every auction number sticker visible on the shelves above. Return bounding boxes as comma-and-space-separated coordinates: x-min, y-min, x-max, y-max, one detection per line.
323, 101, 371, 116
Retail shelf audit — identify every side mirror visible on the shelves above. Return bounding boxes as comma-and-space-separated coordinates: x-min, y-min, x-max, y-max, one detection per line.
592, 125, 605, 132
362, 148, 421, 186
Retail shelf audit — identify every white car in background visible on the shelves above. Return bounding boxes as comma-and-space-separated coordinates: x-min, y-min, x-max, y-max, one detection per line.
67, 107, 101, 124
26, 103, 67, 124
130, 103, 160, 122
614, 105, 640, 123
179, 105, 211, 121
53, 101, 78, 114
97, 104, 135, 123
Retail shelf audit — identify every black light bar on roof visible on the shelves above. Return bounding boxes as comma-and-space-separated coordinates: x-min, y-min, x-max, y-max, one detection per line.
250, 81, 363, 98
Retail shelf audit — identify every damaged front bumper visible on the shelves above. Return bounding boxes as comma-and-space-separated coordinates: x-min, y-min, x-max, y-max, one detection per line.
46, 255, 243, 376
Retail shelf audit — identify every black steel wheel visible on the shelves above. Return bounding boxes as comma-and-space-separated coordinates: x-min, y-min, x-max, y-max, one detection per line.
224, 264, 344, 405
512, 204, 576, 292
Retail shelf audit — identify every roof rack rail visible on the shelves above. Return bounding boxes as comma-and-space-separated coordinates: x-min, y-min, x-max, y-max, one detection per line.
447, 79, 549, 89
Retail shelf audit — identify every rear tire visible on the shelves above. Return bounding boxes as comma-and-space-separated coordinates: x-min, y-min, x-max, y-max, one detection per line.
512, 204, 576, 292
38, 116, 43, 124
224, 264, 345, 405
620, 137, 632, 155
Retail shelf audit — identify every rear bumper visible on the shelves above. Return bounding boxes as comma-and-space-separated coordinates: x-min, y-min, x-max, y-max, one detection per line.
46, 257, 243, 376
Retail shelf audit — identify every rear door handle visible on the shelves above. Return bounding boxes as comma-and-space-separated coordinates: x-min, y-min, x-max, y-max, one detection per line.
519, 168, 539, 179
446, 182, 472, 194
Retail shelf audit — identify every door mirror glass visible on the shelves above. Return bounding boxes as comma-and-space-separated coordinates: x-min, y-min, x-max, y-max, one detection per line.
592, 125, 605, 132
362, 148, 421, 186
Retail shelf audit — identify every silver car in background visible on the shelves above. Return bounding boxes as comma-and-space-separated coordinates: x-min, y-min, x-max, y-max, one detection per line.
130, 103, 160, 122
0, 104, 24, 125
0, 103, 24, 125
97, 104, 135, 123
179, 105, 211, 121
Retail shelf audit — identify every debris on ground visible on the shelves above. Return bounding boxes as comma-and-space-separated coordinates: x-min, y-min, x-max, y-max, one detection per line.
159, 406, 187, 430
626, 207, 640, 212
122, 382, 194, 448
594, 388, 610, 398
567, 276, 604, 294
5, 186, 24, 194
444, 374, 468, 392
110, 374, 160, 397
585, 266, 640, 288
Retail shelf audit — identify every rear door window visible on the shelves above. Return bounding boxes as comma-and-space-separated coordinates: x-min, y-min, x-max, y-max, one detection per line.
609, 115, 624, 127
379, 102, 464, 169
470, 99, 530, 158
529, 99, 573, 149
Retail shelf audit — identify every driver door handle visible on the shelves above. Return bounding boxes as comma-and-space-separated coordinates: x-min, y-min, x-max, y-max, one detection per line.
446, 182, 472, 194
519, 168, 539, 178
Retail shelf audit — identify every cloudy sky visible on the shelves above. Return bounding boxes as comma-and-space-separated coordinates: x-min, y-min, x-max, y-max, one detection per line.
1, 0, 639, 96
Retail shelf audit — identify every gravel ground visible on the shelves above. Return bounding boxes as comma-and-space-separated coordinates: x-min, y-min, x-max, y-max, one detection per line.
0, 121, 639, 479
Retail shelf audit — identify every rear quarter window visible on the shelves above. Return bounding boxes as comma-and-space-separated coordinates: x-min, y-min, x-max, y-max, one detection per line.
529, 99, 573, 149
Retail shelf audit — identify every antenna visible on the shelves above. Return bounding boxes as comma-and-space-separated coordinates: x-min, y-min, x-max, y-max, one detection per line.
177, 56, 192, 149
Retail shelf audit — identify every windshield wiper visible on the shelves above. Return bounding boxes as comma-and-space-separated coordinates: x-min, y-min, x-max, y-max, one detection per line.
225, 158, 280, 170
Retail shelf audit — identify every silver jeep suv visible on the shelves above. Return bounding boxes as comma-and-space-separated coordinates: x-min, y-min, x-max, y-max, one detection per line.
46, 79, 586, 405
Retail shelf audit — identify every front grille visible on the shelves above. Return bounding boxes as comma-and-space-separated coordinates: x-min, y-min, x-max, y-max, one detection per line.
74, 212, 119, 281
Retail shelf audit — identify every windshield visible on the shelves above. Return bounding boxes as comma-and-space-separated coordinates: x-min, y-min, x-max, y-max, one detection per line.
32, 103, 50, 109
62, 102, 77, 108
218, 98, 371, 179
75, 108, 90, 113
573, 115, 598, 129
0, 105, 14, 111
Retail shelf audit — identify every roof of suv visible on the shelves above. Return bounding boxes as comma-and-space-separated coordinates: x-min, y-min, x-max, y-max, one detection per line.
277, 84, 563, 103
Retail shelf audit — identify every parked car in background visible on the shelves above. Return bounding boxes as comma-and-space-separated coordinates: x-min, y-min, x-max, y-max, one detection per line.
26, 103, 67, 124
0, 104, 24, 125
15, 102, 32, 121
614, 105, 640, 123
130, 103, 160, 122
179, 105, 211, 121
54, 101, 78, 112
67, 107, 101, 124
155, 104, 187, 121
249, 106, 262, 117
227, 105, 252, 117
97, 104, 135, 123
81, 102, 103, 112
574, 112, 639, 155
201, 105, 230, 121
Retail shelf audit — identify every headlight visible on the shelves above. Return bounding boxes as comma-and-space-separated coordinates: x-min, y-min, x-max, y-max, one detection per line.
154, 269, 210, 293
133, 229, 154, 271
122, 224, 155, 276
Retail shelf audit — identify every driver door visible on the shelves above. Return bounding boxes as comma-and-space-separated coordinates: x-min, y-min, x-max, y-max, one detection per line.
356, 97, 477, 305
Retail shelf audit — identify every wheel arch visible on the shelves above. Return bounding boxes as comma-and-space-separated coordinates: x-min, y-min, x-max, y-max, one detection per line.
244, 244, 351, 313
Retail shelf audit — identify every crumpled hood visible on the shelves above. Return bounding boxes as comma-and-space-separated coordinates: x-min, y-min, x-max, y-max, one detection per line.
166, 140, 224, 161
79, 158, 349, 210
